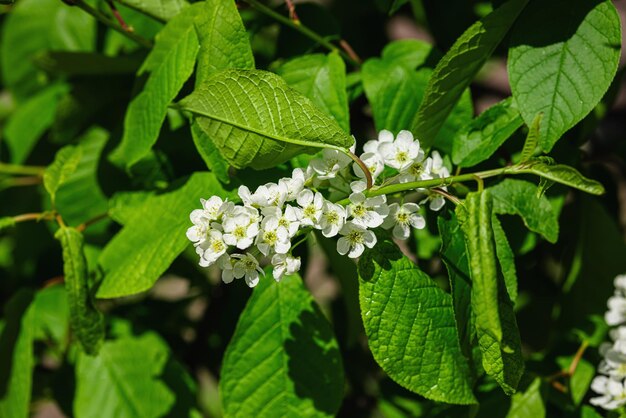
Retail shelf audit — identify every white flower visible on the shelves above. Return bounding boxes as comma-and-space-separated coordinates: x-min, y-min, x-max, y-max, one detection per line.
202, 196, 226, 220
606, 294, 626, 326
378, 130, 421, 172
296, 189, 324, 227
309, 148, 352, 180
232, 253, 265, 287
382, 203, 425, 240
222, 213, 259, 250
427, 151, 450, 179
319, 201, 346, 238
279, 168, 305, 201
218, 254, 236, 284
363, 129, 394, 158
428, 195, 446, 211
590, 376, 626, 410
186, 209, 211, 244
353, 152, 384, 181
197, 230, 227, 267
238, 185, 266, 207
599, 342, 626, 379
271, 254, 301, 281
256, 217, 291, 256
347, 192, 389, 229
262, 205, 300, 238
616, 275, 626, 292
337, 222, 377, 258
397, 152, 429, 183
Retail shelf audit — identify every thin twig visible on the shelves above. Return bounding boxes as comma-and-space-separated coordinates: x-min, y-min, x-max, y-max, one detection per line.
106, 0, 132, 31
285, 0, 300, 23
71, 0, 153, 48
13, 212, 56, 223
241, 0, 360, 66
0, 162, 45, 176
76, 213, 109, 232
339, 39, 362, 64
432, 187, 461, 205
348, 150, 373, 189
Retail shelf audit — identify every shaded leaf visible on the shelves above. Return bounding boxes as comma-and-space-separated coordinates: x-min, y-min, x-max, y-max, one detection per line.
457, 191, 524, 394
4, 84, 69, 164
0, 217, 16, 232
180, 70, 354, 170
452, 98, 523, 167
277, 52, 350, 132
110, 7, 200, 169
506, 378, 545, 418
490, 178, 559, 243
508, 0, 621, 151
492, 216, 518, 303
97, 173, 236, 298
55, 227, 104, 355
220, 274, 344, 417
44, 145, 83, 205
518, 161, 605, 196
412, 0, 528, 147
520, 113, 542, 163
358, 241, 476, 404
190, 121, 231, 184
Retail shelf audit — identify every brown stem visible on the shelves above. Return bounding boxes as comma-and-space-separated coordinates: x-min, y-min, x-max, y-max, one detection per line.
348, 150, 373, 189
13, 212, 56, 223
568, 341, 589, 376
106, 0, 132, 32
432, 187, 461, 205
76, 212, 109, 232
285, 0, 300, 23
339, 39, 362, 64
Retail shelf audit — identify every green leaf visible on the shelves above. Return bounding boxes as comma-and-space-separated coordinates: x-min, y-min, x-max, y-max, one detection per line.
220, 274, 344, 417
492, 216, 518, 303
74, 332, 184, 418
55, 127, 109, 226
508, 0, 621, 151
110, 6, 200, 169
0, 290, 35, 418
194, 0, 255, 85
518, 161, 605, 196
114, 0, 189, 22
277, 52, 350, 132
489, 178, 559, 243
97, 172, 236, 298
438, 212, 473, 358
556, 356, 595, 406
0, 0, 95, 99
4, 83, 69, 164
180, 69, 354, 170
452, 98, 524, 167
44, 145, 83, 205
520, 113, 542, 163
381, 39, 433, 69
358, 241, 476, 404
32, 284, 69, 349
0, 217, 16, 232
54, 227, 104, 355
411, 0, 528, 147
506, 378, 545, 418
190, 121, 231, 183
580, 405, 603, 418
457, 191, 524, 395
362, 59, 430, 134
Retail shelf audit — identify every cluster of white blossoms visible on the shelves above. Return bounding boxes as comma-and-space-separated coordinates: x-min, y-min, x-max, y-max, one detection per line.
187, 130, 451, 287
590, 274, 626, 410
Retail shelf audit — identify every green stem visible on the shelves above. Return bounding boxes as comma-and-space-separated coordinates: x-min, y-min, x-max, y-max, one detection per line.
241, 0, 359, 66
334, 166, 511, 205
13, 212, 55, 223
71, 0, 153, 49
0, 162, 45, 176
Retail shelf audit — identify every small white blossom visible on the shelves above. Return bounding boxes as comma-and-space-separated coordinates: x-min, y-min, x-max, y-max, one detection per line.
232, 253, 265, 287
296, 189, 324, 227
428, 150, 450, 178
337, 222, 377, 258
347, 192, 389, 229
382, 203, 425, 240
310, 148, 353, 180
606, 294, 626, 326
256, 217, 291, 256
218, 254, 236, 284
397, 151, 429, 184
353, 152, 384, 181
378, 130, 421, 172
238, 185, 266, 207
363, 129, 394, 158
262, 205, 300, 238
222, 213, 259, 250
197, 230, 227, 267
279, 168, 306, 201
202, 196, 226, 220
428, 195, 446, 212
186, 209, 211, 244
271, 254, 301, 281
319, 201, 347, 238
590, 376, 626, 410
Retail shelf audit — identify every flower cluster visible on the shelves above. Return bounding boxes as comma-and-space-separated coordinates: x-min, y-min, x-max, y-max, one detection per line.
590, 274, 626, 410
187, 130, 451, 287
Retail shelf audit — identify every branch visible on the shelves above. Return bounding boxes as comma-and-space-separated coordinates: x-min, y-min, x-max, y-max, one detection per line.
0, 162, 45, 176
241, 0, 360, 67
70, 0, 153, 49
